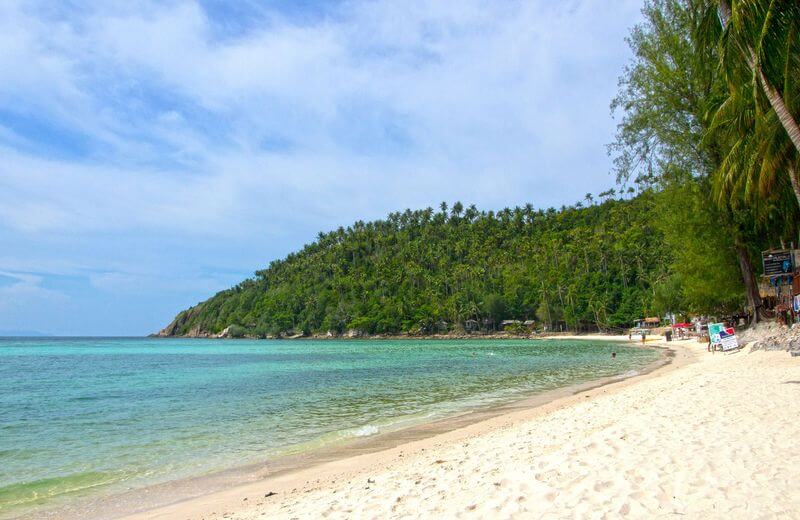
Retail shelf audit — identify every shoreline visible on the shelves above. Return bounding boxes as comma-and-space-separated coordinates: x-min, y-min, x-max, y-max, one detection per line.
108, 337, 682, 520
153, 331, 631, 341
239, 339, 796, 519
117, 336, 800, 519
20, 336, 668, 520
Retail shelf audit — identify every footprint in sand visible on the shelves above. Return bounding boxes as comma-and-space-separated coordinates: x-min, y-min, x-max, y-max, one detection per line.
629, 490, 645, 501
593, 480, 613, 492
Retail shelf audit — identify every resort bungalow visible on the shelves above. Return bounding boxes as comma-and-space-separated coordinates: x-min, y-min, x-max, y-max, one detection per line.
634, 317, 660, 330
523, 320, 536, 329
464, 319, 479, 333
500, 320, 523, 330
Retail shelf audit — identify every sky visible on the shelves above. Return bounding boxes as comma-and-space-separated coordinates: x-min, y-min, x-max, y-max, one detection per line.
0, 0, 644, 336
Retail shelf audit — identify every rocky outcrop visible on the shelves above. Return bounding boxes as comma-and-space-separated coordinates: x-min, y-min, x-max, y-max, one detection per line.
739, 321, 800, 353
154, 304, 210, 337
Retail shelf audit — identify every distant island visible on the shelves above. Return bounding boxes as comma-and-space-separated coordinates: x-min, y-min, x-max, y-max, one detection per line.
158, 190, 739, 339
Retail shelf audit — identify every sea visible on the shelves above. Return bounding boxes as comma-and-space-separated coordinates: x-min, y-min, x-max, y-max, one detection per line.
0, 337, 661, 518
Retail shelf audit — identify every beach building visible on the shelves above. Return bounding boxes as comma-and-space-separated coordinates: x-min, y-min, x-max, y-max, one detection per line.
760, 248, 800, 323
523, 320, 536, 329
634, 317, 660, 329
500, 320, 523, 330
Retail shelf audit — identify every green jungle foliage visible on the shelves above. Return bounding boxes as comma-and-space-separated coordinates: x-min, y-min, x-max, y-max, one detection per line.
163, 194, 670, 337
611, 0, 800, 322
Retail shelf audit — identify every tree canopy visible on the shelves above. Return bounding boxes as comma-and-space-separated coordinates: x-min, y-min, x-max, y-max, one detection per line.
160, 194, 669, 337
611, 0, 799, 322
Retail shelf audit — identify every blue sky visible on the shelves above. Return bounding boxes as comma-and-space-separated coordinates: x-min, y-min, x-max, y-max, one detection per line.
0, 0, 643, 336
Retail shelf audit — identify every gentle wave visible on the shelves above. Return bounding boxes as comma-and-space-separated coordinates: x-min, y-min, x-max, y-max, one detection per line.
352, 424, 380, 437
0, 470, 128, 510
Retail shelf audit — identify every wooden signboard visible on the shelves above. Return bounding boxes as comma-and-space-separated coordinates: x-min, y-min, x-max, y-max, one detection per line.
763, 250, 794, 277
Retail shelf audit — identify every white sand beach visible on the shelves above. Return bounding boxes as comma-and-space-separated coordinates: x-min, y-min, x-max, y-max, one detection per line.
122, 338, 800, 519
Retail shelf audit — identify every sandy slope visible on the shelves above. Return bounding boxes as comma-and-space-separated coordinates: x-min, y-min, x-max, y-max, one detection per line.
128, 341, 800, 519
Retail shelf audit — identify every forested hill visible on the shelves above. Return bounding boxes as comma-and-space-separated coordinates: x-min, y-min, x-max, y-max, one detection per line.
159, 193, 669, 338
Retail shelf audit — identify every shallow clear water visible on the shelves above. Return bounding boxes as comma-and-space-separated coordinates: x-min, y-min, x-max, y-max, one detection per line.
0, 337, 659, 517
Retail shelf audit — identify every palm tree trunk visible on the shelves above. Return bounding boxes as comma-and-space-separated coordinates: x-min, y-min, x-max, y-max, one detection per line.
718, 0, 732, 23
718, 1, 800, 154
757, 68, 800, 154
734, 242, 762, 324
788, 165, 800, 210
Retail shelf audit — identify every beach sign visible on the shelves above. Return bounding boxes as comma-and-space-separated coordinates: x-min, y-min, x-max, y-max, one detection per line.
709, 322, 739, 351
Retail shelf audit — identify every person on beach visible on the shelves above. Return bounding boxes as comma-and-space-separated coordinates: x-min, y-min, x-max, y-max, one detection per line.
640, 330, 646, 344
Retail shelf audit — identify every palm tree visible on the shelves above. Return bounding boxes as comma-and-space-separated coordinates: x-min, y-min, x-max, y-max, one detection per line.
711, 84, 800, 208
705, 0, 800, 206
464, 204, 479, 222
715, 1, 800, 153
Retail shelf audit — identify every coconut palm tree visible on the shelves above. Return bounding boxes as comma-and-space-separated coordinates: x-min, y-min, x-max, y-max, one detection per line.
701, 0, 800, 207
715, 0, 800, 153
710, 74, 800, 208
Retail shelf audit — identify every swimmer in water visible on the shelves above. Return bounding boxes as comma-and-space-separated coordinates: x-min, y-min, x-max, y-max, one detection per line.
611, 352, 617, 358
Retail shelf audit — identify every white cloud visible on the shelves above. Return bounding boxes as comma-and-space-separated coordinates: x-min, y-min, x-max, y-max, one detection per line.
0, 270, 67, 314
0, 0, 643, 333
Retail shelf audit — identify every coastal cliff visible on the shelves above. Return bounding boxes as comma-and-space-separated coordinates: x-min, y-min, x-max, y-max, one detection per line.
155, 304, 214, 337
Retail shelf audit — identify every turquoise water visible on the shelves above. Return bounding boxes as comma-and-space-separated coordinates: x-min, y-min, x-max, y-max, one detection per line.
0, 337, 659, 517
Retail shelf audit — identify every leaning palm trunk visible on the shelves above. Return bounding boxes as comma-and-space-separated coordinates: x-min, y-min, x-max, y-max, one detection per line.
757, 68, 800, 155
789, 165, 800, 210
717, 1, 800, 155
